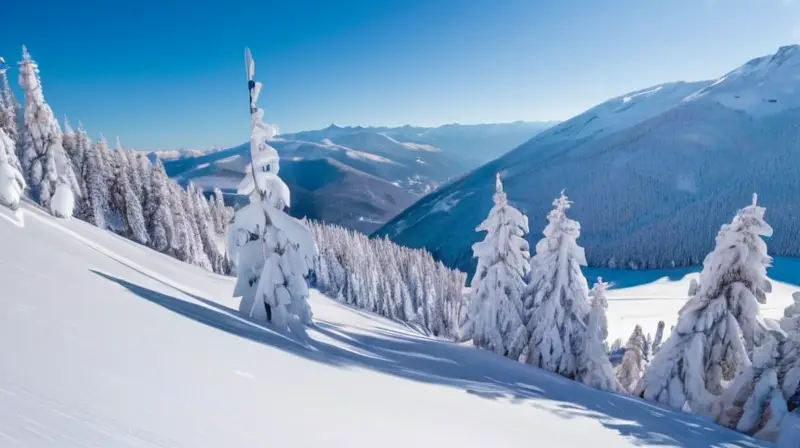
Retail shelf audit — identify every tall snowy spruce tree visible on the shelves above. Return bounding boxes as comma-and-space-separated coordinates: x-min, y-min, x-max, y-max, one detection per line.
719, 330, 787, 441
227, 48, 316, 334
147, 159, 175, 253
462, 173, 530, 360
0, 58, 18, 143
617, 324, 649, 393
525, 191, 591, 379
76, 126, 108, 227
578, 278, 621, 392
17, 46, 79, 217
637, 194, 773, 418
111, 138, 148, 244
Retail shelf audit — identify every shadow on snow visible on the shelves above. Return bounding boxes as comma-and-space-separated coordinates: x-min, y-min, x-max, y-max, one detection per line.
91, 268, 767, 448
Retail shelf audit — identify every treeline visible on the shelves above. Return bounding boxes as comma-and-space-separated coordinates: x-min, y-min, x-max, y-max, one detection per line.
0, 47, 233, 274
307, 220, 467, 338
67, 131, 234, 274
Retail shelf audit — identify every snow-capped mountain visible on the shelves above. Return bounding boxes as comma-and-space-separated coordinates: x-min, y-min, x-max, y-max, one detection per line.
0, 200, 778, 447
282, 121, 557, 164
161, 145, 414, 233
155, 121, 554, 230
376, 45, 800, 276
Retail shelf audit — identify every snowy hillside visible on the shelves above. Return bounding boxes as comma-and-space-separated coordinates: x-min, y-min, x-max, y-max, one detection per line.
0, 200, 774, 447
376, 44, 800, 275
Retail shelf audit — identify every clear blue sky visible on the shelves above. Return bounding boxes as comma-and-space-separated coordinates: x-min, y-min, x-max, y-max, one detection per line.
2, 0, 799, 149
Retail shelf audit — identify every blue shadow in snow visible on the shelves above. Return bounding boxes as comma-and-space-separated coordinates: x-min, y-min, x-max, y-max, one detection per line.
90, 268, 769, 448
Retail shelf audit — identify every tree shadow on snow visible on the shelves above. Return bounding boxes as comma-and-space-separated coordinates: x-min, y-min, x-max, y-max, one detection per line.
91, 269, 768, 448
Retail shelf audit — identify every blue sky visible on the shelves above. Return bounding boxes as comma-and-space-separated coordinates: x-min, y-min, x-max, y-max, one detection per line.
2, 0, 799, 149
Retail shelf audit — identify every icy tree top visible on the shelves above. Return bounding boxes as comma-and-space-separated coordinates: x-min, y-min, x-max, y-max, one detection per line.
589, 277, 609, 310
18, 45, 40, 94
493, 172, 507, 206
540, 190, 582, 246
63, 115, 74, 134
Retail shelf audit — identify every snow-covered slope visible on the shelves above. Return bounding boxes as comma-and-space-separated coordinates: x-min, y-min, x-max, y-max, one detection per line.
0, 201, 771, 447
376, 45, 800, 276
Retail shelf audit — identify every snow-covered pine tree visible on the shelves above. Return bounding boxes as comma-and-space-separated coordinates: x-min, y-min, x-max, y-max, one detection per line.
137, 153, 153, 228
111, 144, 148, 244
193, 187, 223, 272
211, 187, 226, 234
227, 49, 316, 333
652, 320, 666, 355
462, 173, 530, 360
637, 194, 773, 418
525, 191, 591, 378
68, 122, 93, 220
123, 142, 144, 205
61, 117, 81, 178
168, 181, 193, 262
82, 135, 111, 228
183, 184, 210, 269
617, 324, 648, 393
0, 59, 18, 143
17, 46, 80, 216
578, 278, 621, 392
147, 159, 175, 253
0, 128, 25, 209
719, 331, 787, 441
778, 293, 800, 412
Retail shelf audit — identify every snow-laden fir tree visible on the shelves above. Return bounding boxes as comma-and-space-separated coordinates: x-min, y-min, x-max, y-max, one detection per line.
719, 331, 788, 441
637, 194, 773, 418
578, 278, 621, 392
0, 58, 18, 143
111, 142, 148, 244
125, 145, 144, 204
182, 184, 210, 269
136, 153, 153, 229
62, 117, 80, 177
778, 293, 800, 412
525, 191, 591, 378
0, 128, 25, 210
617, 324, 649, 393
169, 181, 194, 262
17, 46, 80, 216
147, 159, 175, 253
82, 135, 110, 228
462, 173, 530, 360
227, 49, 316, 333
652, 320, 666, 355
192, 186, 223, 272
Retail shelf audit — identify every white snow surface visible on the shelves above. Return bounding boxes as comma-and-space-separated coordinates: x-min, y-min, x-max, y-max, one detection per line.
0, 201, 771, 447
603, 269, 796, 344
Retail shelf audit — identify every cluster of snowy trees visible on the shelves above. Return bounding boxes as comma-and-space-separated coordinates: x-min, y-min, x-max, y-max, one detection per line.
462, 178, 800, 444
307, 220, 468, 338
0, 47, 233, 274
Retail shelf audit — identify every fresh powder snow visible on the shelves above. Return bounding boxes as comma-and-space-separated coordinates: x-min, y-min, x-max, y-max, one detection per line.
0, 200, 771, 447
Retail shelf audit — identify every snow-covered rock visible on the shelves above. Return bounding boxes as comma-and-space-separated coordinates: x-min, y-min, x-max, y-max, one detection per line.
375, 44, 800, 276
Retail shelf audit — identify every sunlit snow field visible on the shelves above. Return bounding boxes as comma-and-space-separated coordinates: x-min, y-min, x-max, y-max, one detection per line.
0, 201, 783, 447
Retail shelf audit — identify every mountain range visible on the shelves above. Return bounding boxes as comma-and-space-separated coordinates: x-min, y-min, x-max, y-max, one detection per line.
376, 45, 800, 276
155, 121, 554, 232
